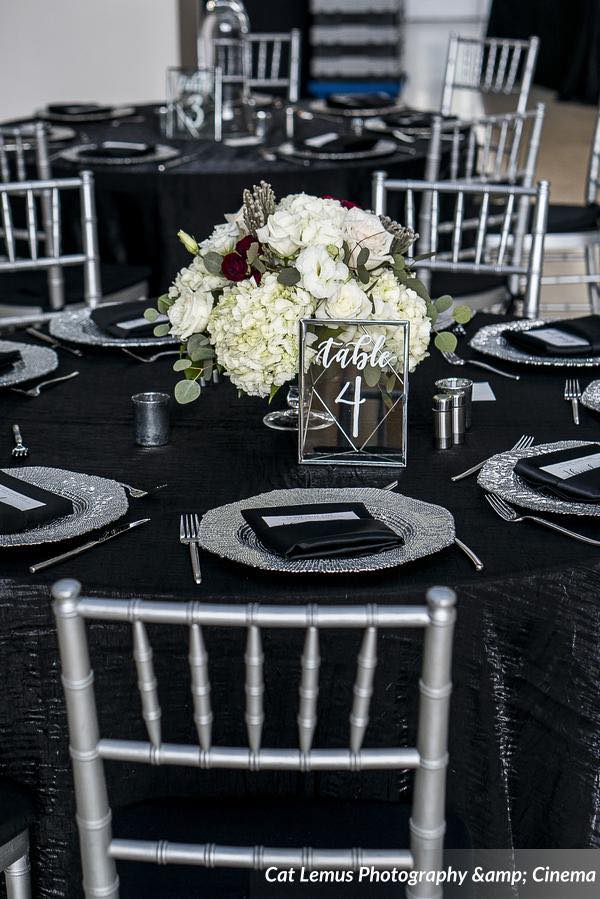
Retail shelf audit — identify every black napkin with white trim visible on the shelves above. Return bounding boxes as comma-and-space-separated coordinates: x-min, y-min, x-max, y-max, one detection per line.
0, 470, 74, 534
514, 443, 600, 502
90, 302, 167, 339
0, 349, 21, 374
505, 316, 600, 357
241, 502, 404, 560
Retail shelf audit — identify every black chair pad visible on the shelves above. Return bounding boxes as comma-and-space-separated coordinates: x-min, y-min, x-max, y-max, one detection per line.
0, 263, 150, 309
431, 271, 509, 300
0, 779, 35, 846
113, 796, 471, 899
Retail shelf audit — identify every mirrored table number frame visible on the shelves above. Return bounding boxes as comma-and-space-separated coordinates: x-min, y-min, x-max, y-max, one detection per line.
298, 318, 409, 467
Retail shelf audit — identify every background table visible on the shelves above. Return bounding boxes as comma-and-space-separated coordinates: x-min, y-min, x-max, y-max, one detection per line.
1, 314, 599, 897
53, 107, 430, 296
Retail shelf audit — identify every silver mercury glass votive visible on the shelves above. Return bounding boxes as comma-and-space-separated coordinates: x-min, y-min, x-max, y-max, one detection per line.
132, 392, 171, 446
435, 377, 474, 429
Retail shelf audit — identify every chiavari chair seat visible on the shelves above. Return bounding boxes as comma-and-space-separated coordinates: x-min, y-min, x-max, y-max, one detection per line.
546, 203, 600, 234
0, 779, 34, 898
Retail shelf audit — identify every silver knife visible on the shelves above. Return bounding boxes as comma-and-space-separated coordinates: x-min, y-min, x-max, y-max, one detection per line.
29, 518, 150, 573
382, 481, 483, 571
26, 327, 83, 357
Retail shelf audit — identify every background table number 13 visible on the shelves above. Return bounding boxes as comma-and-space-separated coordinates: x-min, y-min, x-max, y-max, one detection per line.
298, 319, 409, 467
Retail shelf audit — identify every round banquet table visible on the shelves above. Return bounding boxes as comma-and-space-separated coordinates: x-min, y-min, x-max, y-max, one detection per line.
1, 313, 600, 898
51, 106, 430, 296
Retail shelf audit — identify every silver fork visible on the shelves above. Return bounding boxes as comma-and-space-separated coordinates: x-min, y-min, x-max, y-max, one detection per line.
121, 348, 180, 363
451, 434, 534, 482
383, 481, 483, 570
119, 482, 167, 499
442, 349, 520, 381
180, 513, 202, 584
564, 378, 582, 425
11, 424, 29, 459
485, 493, 600, 546
10, 370, 79, 397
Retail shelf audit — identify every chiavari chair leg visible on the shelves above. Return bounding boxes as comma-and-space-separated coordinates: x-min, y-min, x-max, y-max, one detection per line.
4, 848, 32, 899
585, 243, 600, 313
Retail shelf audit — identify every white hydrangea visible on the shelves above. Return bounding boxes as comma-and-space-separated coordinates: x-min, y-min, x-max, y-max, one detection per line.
370, 270, 432, 371
258, 194, 348, 258
207, 273, 316, 397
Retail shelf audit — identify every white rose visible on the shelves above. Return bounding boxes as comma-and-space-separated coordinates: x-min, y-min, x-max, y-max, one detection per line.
317, 279, 372, 320
256, 209, 303, 258
296, 246, 349, 300
200, 221, 239, 255
343, 207, 394, 270
168, 287, 213, 340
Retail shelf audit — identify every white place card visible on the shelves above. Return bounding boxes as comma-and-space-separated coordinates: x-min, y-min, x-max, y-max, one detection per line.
528, 327, 589, 348
0, 485, 45, 511
472, 381, 496, 402
304, 132, 339, 148
540, 451, 600, 480
118, 313, 167, 331
262, 511, 360, 528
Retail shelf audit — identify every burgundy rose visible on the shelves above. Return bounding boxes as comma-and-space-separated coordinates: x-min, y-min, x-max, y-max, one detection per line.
250, 266, 262, 285
221, 252, 248, 282
323, 194, 361, 210
235, 235, 256, 259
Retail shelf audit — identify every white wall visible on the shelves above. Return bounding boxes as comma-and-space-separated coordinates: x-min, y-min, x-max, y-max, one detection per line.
0, 0, 180, 120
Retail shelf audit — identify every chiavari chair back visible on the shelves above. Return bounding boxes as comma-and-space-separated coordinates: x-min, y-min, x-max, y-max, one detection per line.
372, 174, 549, 319
53, 578, 457, 899
0, 170, 101, 325
0, 121, 65, 310
244, 29, 301, 103
440, 34, 539, 117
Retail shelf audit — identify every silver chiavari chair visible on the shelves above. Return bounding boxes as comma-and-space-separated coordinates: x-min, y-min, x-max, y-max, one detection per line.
0, 780, 34, 899
372, 174, 549, 319
535, 101, 600, 314
244, 29, 301, 103
53, 578, 457, 899
0, 121, 65, 310
440, 34, 539, 117
0, 170, 101, 328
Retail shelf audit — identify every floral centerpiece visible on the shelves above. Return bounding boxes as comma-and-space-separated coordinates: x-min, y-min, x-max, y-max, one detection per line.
145, 182, 470, 404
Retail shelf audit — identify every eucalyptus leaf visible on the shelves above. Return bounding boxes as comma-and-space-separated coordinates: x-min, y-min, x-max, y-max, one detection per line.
269, 384, 280, 403
144, 308, 159, 322
453, 304, 472, 324
174, 379, 201, 404
253, 258, 266, 273
156, 294, 173, 314
203, 251, 224, 275
187, 333, 209, 359
246, 242, 259, 264
407, 276, 431, 302
277, 267, 301, 286
386, 374, 397, 392
434, 331, 458, 354
363, 364, 380, 388
392, 253, 407, 269
342, 241, 351, 265
357, 246, 370, 267
435, 295, 453, 313
203, 361, 213, 381
189, 345, 214, 363
357, 265, 370, 284
153, 323, 170, 337
383, 392, 394, 410
173, 358, 192, 372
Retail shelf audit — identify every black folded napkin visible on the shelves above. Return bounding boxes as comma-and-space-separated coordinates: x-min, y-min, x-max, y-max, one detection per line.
0, 470, 74, 534
505, 316, 600, 357
0, 349, 21, 374
90, 302, 167, 338
78, 142, 154, 160
326, 92, 395, 111
382, 110, 433, 129
242, 502, 404, 560
301, 134, 379, 155
47, 103, 113, 116
514, 443, 600, 502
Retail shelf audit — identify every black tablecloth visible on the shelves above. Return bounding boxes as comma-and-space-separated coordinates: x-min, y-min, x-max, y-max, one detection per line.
51, 108, 429, 295
1, 314, 600, 898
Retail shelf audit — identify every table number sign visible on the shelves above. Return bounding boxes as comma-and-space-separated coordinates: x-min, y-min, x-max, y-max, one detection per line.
298, 318, 409, 467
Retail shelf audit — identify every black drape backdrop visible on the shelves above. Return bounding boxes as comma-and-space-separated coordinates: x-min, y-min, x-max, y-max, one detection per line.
487, 0, 600, 104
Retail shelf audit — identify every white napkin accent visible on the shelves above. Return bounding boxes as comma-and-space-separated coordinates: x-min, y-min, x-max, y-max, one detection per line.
472, 381, 496, 402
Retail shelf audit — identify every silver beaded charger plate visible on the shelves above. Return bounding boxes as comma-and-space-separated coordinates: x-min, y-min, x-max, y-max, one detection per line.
0, 340, 58, 388
49, 307, 178, 349
308, 99, 406, 119
469, 320, 600, 367
0, 467, 128, 548
277, 139, 398, 162
478, 440, 600, 517
582, 380, 600, 413
58, 143, 179, 166
198, 487, 455, 574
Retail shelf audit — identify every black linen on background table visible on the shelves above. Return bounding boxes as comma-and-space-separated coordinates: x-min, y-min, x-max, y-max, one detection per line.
1, 314, 600, 898
52, 106, 431, 295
